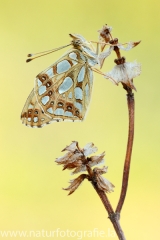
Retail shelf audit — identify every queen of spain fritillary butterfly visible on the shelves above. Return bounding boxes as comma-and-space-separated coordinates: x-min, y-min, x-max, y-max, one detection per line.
21, 34, 103, 128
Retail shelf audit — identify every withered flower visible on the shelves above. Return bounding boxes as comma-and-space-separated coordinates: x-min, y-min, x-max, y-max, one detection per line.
98, 24, 112, 51
56, 141, 104, 174
104, 57, 141, 91
56, 142, 114, 195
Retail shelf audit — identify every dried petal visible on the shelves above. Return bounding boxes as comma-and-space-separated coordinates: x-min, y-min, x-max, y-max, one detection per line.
93, 166, 114, 193
98, 35, 107, 52
97, 175, 115, 193
99, 46, 114, 68
94, 166, 108, 175
55, 151, 74, 165
62, 141, 78, 152
83, 142, 98, 156
104, 61, 141, 91
63, 174, 88, 195
118, 41, 141, 51
71, 165, 87, 175
63, 159, 82, 170
89, 152, 105, 167
56, 152, 84, 167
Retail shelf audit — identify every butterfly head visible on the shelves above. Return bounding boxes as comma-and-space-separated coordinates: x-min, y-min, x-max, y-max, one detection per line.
69, 33, 98, 64
69, 33, 86, 47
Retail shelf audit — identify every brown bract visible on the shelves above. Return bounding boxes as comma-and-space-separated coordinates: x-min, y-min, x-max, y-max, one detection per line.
63, 174, 89, 195
93, 166, 115, 193
56, 142, 114, 195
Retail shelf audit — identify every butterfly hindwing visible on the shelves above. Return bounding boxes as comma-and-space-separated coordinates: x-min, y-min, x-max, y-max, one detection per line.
21, 34, 98, 128
21, 89, 53, 128
34, 49, 94, 123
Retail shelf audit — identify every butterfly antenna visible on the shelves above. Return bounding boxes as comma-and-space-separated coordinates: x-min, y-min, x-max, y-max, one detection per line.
26, 43, 72, 63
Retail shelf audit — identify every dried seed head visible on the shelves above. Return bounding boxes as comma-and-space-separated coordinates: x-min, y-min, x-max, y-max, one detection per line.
104, 60, 141, 91
56, 142, 114, 195
56, 142, 103, 174
98, 24, 113, 51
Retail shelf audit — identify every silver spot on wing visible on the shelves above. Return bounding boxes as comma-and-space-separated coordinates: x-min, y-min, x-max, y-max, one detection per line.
58, 77, 73, 94
33, 117, 38, 123
54, 108, 64, 116
47, 107, 54, 114
41, 96, 49, 105
46, 68, 54, 78
65, 111, 73, 117
28, 104, 34, 109
57, 60, 71, 74
75, 102, 82, 112
69, 52, 77, 60
74, 87, 83, 100
37, 79, 42, 86
78, 66, 85, 82
38, 85, 46, 95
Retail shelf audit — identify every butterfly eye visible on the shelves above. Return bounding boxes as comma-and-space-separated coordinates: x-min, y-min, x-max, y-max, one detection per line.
58, 102, 64, 107
67, 106, 72, 110
50, 101, 54, 105
34, 110, 38, 114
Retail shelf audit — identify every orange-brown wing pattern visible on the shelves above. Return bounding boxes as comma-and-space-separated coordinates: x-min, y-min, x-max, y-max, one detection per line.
21, 89, 53, 128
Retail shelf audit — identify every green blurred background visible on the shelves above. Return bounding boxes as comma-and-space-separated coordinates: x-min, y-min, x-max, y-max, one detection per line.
0, 0, 160, 239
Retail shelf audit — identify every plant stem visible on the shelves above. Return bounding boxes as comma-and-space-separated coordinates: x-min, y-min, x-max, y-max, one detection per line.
92, 183, 126, 240
116, 92, 135, 214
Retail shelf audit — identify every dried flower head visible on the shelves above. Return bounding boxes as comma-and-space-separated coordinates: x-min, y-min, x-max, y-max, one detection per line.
104, 57, 141, 91
99, 41, 141, 68
56, 142, 114, 195
98, 24, 112, 51
56, 141, 104, 174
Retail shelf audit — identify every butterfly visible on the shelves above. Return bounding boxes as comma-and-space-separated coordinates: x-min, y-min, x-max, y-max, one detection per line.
21, 34, 103, 128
